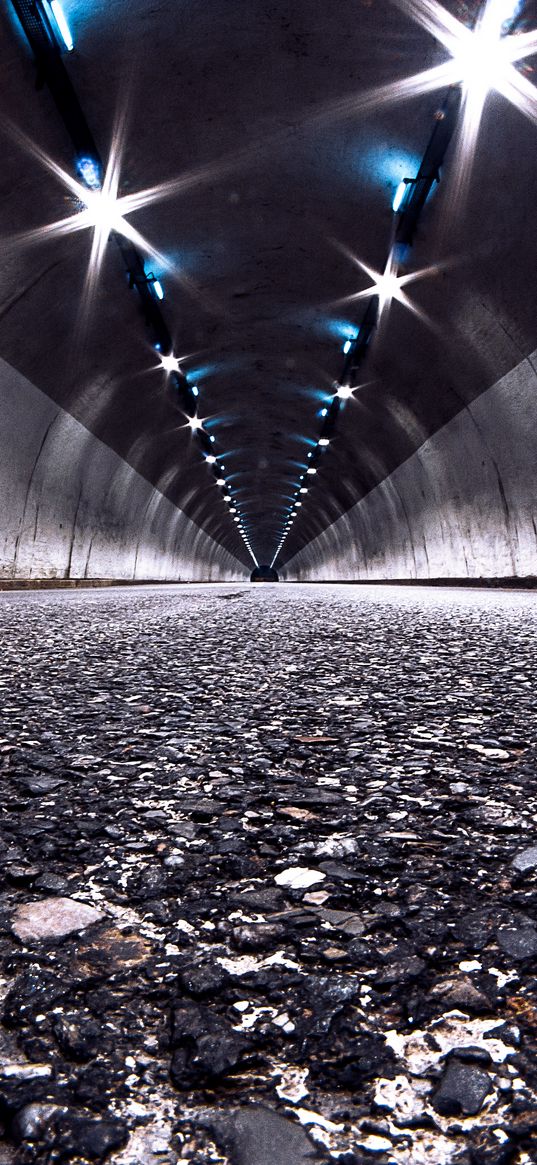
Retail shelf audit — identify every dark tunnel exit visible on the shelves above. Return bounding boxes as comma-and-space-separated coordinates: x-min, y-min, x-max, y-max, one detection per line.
250, 565, 279, 582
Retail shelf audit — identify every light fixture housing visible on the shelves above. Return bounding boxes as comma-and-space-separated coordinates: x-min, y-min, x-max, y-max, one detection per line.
76, 156, 101, 191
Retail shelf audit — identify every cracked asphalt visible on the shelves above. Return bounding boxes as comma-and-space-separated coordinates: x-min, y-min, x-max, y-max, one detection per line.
0, 582, 536, 1165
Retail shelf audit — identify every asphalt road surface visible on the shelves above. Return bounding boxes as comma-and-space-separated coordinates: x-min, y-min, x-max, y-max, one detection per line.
0, 583, 536, 1165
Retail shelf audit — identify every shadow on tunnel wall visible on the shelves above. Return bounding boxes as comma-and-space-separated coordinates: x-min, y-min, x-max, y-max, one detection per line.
282, 351, 537, 583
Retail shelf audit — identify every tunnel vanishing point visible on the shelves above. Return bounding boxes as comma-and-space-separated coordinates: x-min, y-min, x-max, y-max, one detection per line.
0, 2, 537, 1165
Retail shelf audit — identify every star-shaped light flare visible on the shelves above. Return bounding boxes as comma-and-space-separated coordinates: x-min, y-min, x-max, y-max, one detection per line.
392, 0, 537, 165
335, 243, 440, 325
300, 1, 536, 168
8, 136, 170, 279
159, 353, 181, 374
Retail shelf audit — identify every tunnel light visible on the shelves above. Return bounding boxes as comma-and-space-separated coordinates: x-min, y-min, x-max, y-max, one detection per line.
152, 278, 164, 300
50, 0, 74, 51
453, 2, 522, 104
393, 179, 411, 213
299, 487, 308, 494
307, 468, 317, 475
336, 384, 353, 400
233, 516, 240, 522
230, 508, 237, 514
191, 385, 199, 397
343, 339, 352, 354
319, 438, 330, 446
224, 494, 232, 502
209, 435, 216, 443
160, 353, 180, 373
216, 478, 226, 486
188, 416, 204, 431
491, 0, 520, 23
295, 502, 302, 507
320, 407, 328, 417
76, 156, 101, 190
205, 454, 216, 464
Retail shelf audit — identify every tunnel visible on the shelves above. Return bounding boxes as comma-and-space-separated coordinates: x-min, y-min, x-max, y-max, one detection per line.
1, 0, 537, 1161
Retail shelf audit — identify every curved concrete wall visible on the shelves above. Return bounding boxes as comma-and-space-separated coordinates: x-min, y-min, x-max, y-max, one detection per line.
0, 358, 245, 582
283, 351, 537, 582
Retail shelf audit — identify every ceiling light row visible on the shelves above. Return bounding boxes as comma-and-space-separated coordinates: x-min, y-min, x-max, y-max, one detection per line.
271, 0, 529, 569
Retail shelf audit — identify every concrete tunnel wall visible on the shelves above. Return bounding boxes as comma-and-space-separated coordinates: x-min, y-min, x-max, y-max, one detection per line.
0, 358, 245, 583
282, 350, 537, 583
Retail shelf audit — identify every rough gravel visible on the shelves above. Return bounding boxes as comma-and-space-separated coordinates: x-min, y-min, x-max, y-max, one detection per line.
0, 582, 536, 1165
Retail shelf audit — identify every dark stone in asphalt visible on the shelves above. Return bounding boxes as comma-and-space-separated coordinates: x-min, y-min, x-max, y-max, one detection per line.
428, 975, 493, 1013
179, 961, 231, 997
231, 922, 287, 950
198, 1104, 322, 1165
433, 1060, 492, 1116
374, 956, 426, 986
20, 776, 66, 797
45, 1112, 128, 1160
11, 1102, 61, 1143
445, 1045, 493, 1067
53, 1016, 103, 1061
170, 1002, 251, 1087
33, 873, 71, 894
497, 926, 537, 960
511, 845, 537, 874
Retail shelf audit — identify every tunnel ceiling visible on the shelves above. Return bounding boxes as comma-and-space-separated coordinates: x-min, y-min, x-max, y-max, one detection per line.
1, 0, 536, 570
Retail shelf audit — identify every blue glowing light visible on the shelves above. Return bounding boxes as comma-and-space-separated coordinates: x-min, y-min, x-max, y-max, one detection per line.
153, 279, 164, 300
50, 0, 73, 50
361, 144, 422, 192
191, 385, 199, 397
76, 156, 101, 190
319, 318, 357, 343
392, 241, 411, 266
343, 339, 352, 355
393, 179, 410, 213
209, 435, 216, 443
320, 407, 328, 417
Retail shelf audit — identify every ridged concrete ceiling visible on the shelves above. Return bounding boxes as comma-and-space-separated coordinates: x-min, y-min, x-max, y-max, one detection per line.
1, 0, 536, 568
